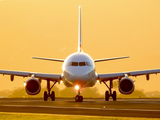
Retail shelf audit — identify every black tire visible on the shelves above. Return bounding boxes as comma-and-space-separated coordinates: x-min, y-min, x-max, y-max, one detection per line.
43, 91, 48, 101
51, 91, 55, 101
105, 91, 109, 101
75, 95, 79, 102
112, 91, 117, 101
79, 96, 83, 102
75, 95, 83, 102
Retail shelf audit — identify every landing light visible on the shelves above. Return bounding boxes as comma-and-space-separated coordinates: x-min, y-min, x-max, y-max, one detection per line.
60, 80, 63, 84
97, 80, 99, 83
75, 85, 80, 90
24, 82, 26, 86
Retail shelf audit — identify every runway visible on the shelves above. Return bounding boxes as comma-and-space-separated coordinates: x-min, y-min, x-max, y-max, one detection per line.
0, 98, 160, 118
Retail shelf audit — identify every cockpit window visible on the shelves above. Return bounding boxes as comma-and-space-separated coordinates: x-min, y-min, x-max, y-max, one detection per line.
86, 62, 91, 66
79, 62, 86, 66
71, 62, 78, 66
66, 61, 91, 67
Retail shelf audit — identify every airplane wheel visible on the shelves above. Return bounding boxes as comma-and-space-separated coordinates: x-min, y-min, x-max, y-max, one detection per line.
75, 95, 79, 102
112, 91, 117, 101
43, 91, 48, 101
105, 91, 109, 101
79, 96, 83, 102
75, 95, 83, 102
51, 91, 55, 101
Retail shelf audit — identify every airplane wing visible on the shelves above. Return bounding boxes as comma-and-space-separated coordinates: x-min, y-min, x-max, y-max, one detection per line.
0, 69, 61, 81
98, 68, 160, 81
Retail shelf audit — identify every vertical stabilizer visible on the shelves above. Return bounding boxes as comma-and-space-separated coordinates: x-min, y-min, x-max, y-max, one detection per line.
78, 6, 83, 53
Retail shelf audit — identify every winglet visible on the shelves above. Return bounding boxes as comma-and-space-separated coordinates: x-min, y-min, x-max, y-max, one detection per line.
78, 6, 83, 53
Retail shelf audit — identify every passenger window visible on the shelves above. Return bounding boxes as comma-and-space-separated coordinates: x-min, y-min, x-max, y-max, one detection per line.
79, 62, 86, 66
71, 62, 78, 66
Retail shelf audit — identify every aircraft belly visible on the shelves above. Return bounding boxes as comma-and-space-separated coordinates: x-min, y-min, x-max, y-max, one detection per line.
63, 72, 97, 88
63, 80, 73, 87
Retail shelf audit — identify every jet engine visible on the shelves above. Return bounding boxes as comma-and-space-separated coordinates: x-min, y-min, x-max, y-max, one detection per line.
24, 78, 41, 95
118, 77, 134, 94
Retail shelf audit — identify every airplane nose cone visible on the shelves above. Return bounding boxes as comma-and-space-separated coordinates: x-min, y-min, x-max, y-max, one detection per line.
68, 68, 89, 76
70, 72, 88, 81
64, 68, 93, 85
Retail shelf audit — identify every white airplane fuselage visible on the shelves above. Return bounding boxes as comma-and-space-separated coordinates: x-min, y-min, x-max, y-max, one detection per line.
62, 52, 98, 88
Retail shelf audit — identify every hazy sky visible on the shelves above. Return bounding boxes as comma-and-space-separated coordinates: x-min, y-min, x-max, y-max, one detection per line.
0, 0, 160, 94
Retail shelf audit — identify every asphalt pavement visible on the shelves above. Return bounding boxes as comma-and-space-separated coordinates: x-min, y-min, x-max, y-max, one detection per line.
0, 98, 160, 118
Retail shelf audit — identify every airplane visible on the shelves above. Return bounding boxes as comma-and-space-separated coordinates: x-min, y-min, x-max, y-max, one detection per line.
1, 6, 160, 102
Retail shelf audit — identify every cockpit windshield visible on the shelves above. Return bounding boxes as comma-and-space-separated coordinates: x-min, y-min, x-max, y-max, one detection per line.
67, 61, 91, 67
71, 62, 78, 66
79, 62, 86, 66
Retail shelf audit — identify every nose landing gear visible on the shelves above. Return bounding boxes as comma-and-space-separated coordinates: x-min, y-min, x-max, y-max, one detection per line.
75, 90, 83, 102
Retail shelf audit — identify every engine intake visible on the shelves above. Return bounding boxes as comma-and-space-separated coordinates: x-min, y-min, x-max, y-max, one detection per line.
25, 78, 41, 95
118, 77, 134, 94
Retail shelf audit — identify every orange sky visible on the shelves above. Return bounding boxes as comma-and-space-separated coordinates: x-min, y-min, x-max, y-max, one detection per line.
0, 0, 160, 94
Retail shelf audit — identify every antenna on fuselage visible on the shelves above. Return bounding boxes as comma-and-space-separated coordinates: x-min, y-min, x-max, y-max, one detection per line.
78, 6, 83, 53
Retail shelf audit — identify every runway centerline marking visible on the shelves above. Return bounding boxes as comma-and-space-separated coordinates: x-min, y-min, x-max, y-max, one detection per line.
1, 105, 160, 112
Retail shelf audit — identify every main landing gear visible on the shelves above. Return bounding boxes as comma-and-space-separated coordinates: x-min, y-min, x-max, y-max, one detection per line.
75, 90, 83, 102
43, 80, 57, 101
103, 80, 117, 101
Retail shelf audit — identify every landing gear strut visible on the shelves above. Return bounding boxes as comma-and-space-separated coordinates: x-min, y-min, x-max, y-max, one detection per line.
43, 80, 57, 101
75, 90, 83, 102
103, 80, 117, 101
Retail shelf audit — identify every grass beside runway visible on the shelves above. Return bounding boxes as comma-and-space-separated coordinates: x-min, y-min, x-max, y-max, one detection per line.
0, 112, 159, 120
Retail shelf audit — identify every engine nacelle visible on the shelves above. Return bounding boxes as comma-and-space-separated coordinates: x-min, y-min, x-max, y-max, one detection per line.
118, 77, 134, 94
25, 78, 41, 95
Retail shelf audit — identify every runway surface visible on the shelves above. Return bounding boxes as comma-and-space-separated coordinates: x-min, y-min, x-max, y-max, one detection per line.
0, 98, 160, 118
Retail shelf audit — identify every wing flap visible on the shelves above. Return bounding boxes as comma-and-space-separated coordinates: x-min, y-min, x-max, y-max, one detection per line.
0, 70, 30, 76
0, 69, 61, 81
98, 68, 160, 81
34, 73, 61, 80
98, 73, 124, 80
129, 69, 160, 76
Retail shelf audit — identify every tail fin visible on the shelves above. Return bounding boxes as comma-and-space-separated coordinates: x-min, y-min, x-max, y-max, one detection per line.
78, 6, 83, 53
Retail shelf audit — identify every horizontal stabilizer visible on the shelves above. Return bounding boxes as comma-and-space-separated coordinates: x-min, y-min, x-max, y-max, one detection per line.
94, 56, 129, 62
32, 57, 64, 62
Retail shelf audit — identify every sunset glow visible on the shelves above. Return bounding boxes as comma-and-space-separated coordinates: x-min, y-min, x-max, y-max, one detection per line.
0, 0, 160, 96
